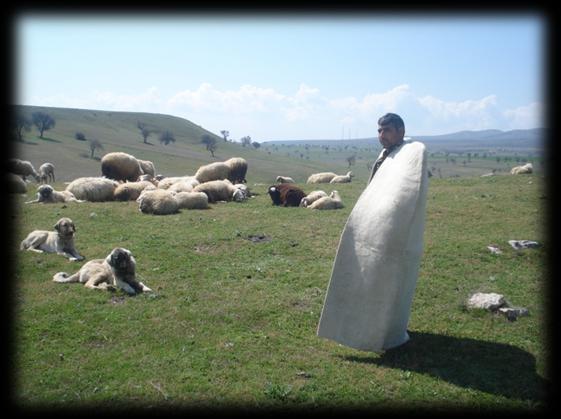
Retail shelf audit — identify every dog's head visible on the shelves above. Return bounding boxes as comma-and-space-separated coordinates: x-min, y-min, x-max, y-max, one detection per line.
54, 217, 76, 238
38, 184, 54, 200
106, 247, 136, 274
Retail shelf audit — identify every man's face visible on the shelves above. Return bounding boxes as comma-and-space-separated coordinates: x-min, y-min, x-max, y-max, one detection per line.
377, 124, 404, 149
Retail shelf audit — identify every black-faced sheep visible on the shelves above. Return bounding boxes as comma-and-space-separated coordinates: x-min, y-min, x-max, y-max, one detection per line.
101, 152, 143, 182
38, 162, 56, 184
306, 190, 344, 210
193, 179, 248, 203
276, 175, 295, 183
173, 191, 210, 210
510, 163, 533, 175
224, 157, 248, 183
306, 172, 337, 184
113, 180, 155, 201
65, 177, 118, 202
8, 173, 27, 194
299, 190, 328, 207
8, 158, 40, 182
137, 189, 179, 215
330, 171, 353, 183
25, 184, 83, 204
268, 183, 306, 207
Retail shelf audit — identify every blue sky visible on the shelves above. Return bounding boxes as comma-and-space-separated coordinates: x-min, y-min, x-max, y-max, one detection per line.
15, 14, 545, 141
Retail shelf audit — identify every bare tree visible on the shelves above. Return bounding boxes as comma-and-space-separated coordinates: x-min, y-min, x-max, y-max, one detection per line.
12, 113, 31, 142
240, 136, 251, 147
346, 154, 356, 168
88, 139, 104, 159
31, 112, 56, 138
137, 121, 152, 144
201, 134, 218, 157
220, 130, 230, 142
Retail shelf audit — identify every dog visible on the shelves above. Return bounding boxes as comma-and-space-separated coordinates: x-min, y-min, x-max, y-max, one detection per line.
52, 247, 152, 295
20, 217, 84, 261
25, 184, 83, 204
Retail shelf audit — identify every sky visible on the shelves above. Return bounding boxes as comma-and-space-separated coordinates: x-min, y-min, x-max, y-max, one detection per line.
15, 13, 546, 141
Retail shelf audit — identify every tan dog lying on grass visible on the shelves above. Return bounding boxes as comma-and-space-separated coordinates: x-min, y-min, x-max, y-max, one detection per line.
52, 247, 152, 295
25, 184, 84, 204
20, 217, 85, 261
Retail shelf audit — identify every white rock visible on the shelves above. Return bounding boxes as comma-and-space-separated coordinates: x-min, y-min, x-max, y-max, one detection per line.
467, 292, 506, 311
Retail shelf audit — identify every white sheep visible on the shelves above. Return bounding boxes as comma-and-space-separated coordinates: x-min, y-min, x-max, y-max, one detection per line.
299, 190, 328, 207
276, 175, 295, 183
166, 177, 200, 193
8, 173, 27, 194
307, 190, 344, 210
138, 159, 156, 177
113, 180, 155, 201
224, 157, 248, 183
193, 179, 247, 203
194, 162, 231, 184
510, 163, 533, 175
306, 172, 337, 184
26, 184, 83, 204
101, 152, 143, 182
330, 171, 353, 183
157, 176, 199, 190
8, 158, 40, 182
137, 189, 179, 215
38, 162, 56, 184
173, 191, 210, 210
65, 177, 118, 202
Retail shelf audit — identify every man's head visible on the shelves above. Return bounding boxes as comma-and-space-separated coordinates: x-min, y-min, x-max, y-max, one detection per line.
377, 113, 405, 149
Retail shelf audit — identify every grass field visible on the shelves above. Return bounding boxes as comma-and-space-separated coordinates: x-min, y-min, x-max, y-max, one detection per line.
10, 171, 549, 410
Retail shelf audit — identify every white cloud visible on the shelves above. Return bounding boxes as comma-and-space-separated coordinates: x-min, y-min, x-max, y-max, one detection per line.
503, 101, 543, 129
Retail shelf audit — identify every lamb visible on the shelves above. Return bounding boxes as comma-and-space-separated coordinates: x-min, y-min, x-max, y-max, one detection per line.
138, 159, 156, 177
101, 152, 143, 182
194, 162, 231, 184
137, 189, 179, 215
510, 163, 533, 175
113, 180, 155, 201
306, 190, 344, 210
38, 162, 56, 184
224, 157, 248, 183
268, 183, 306, 207
276, 175, 295, 184
173, 191, 210, 210
8, 158, 40, 182
8, 173, 27, 194
299, 190, 328, 207
193, 179, 248, 203
330, 171, 353, 183
306, 172, 337, 184
25, 184, 83, 204
65, 177, 118, 202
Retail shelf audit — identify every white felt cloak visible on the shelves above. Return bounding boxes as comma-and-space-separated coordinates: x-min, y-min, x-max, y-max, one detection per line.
317, 139, 428, 352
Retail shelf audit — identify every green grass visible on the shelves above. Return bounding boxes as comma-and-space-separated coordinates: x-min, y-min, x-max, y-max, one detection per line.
11, 173, 549, 410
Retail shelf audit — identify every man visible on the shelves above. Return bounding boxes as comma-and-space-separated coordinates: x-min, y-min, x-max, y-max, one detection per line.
317, 113, 429, 352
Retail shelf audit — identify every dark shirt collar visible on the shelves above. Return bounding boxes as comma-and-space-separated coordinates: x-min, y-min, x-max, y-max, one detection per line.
384, 139, 405, 154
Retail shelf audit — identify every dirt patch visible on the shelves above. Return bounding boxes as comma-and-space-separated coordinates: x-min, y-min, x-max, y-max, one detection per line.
246, 234, 272, 243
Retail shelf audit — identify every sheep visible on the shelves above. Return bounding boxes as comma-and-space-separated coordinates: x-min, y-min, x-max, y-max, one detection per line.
306, 172, 337, 184
224, 157, 248, 183
101, 152, 143, 182
113, 180, 155, 201
330, 171, 353, 183
65, 177, 118, 202
38, 162, 56, 184
193, 179, 248, 203
173, 191, 210, 210
307, 190, 344, 210
194, 162, 231, 184
510, 163, 533, 175
164, 177, 200, 193
8, 173, 27, 194
299, 190, 328, 207
137, 188, 179, 215
8, 158, 40, 182
25, 184, 83, 204
276, 175, 295, 184
138, 159, 156, 177
268, 183, 306, 207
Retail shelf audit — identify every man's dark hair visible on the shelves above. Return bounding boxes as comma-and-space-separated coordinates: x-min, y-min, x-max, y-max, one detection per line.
378, 113, 405, 131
